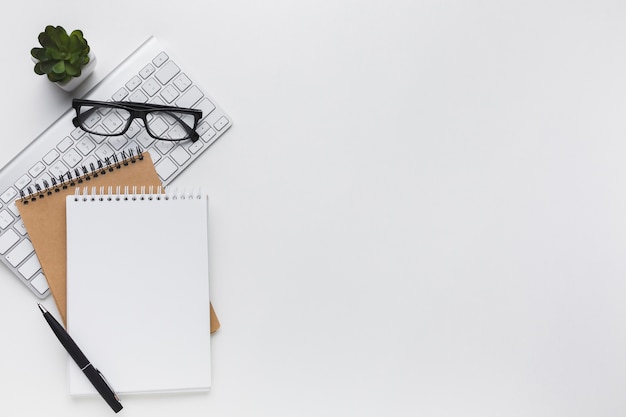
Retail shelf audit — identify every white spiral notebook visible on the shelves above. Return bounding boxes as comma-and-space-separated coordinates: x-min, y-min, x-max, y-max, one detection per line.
65, 186, 211, 395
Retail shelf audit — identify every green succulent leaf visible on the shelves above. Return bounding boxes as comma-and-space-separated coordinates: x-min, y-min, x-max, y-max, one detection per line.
65, 62, 80, 76
69, 35, 79, 51
58, 30, 70, 51
39, 60, 57, 74
31, 47, 46, 60
51, 60, 65, 74
45, 26, 61, 47
48, 48, 63, 60
38, 31, 54, 48
70, 30, 86, 44
33, 62, 46, 75
47, 72, 67, 82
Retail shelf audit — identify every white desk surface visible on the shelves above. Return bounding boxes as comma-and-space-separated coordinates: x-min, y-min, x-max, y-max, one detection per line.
2, 1, 626, 416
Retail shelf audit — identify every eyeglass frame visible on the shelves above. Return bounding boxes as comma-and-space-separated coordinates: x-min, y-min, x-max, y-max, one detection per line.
72, 98, 203, 142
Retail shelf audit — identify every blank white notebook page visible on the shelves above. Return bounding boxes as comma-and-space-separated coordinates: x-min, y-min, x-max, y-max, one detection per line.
65, 190, 211, 395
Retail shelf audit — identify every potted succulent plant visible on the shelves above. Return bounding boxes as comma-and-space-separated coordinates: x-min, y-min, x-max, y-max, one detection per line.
30, 25, 96, 92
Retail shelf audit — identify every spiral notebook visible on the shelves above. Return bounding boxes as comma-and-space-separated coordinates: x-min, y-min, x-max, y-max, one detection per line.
66, 186, 212, 395
16, 150, 220, 332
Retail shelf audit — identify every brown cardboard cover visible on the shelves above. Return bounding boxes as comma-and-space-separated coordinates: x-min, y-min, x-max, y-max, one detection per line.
17, 152, 220, 332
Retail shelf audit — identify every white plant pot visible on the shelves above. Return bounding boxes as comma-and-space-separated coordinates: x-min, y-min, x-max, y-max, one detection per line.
32, 51, 97, 92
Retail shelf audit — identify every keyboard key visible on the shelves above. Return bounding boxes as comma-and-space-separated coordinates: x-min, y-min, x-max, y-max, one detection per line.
14, 174, 31, 190
149, 96, 166, 107
147, 149, 161, 164
214, 116, 229, 131
129, 90, 148, 103
95, 144, 115, 160
71, 127, 86, 140
155, 140, 175, 154
140, 63, 155, 78
125, 121, 141, 138
197, 98, 216, 119
153, 52, 169, 67
103, 112, 125, 133
160, 85, 179, 103
29, 161, 46, 177
142, 78, 161, 96
177, 85, 203, 108
82, 156, 98, 172
14, 219, 27, 236
30, 273, 49, 295
0, 210, 12, 229
168, 125, 187, 140
171, 147, 190, 165
1, 187, 17, 203
89, 132, 106, 144
85, 117, 102, 133
173, 73, 192, 91
135, 131, 156, 148
188, 140, 204, 154
155, 157, 177, 181
196, 121, 211, 136
109, 136, 129, 151
156, 61, 180, 85
150, 118, 169, 137
57, 137, 73, 152
202, 128, 217, 143
49, 160, 69, 178
43, 149, 60, 164
8, 202, 19, 217
62, 149, 82, 168
126, 75, 142, 90
77, 136, 97, 155
0, 229, 19, 254
112, 87, 129, 101
18, 254, 41, 279
6, 239, 34, 267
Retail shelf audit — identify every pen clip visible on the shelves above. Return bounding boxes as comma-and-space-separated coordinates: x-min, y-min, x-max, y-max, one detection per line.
96, 368, 120, 402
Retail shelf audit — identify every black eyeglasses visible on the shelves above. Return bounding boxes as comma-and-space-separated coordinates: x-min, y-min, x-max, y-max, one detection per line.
72, 99, 203, 142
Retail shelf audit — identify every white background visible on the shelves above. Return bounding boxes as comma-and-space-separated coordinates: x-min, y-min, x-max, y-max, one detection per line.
1, 1, 626, 416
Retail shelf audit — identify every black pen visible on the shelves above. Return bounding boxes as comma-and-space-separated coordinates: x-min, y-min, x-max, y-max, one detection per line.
37, 303, 123, 413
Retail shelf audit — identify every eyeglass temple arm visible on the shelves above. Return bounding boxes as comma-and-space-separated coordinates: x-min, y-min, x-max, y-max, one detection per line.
164, 111, 200, 142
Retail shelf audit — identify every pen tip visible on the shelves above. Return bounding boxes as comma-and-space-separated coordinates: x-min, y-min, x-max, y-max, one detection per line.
37, 303, 47, 314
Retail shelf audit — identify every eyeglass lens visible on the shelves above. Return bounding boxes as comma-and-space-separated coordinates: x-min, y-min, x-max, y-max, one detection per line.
78, 104, 197, 141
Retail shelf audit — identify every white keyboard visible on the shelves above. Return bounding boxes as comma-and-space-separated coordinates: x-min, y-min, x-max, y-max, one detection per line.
0, 36, 232, 298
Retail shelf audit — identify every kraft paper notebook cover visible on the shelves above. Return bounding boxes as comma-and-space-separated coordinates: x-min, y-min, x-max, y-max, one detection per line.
16, 150, 220, 332
66, 187, 211, 394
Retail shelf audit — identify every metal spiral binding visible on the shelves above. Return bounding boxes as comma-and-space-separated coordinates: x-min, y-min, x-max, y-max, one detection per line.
19, 146, 144, 204
72, 184, 203, 202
